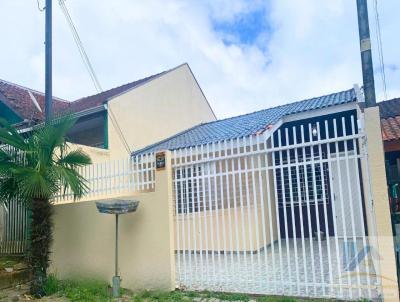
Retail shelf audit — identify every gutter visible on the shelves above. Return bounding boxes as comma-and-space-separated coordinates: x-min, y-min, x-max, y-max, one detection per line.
14, 104, 107, 134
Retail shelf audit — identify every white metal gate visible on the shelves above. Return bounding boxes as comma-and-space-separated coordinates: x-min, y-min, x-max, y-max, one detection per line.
172, 113, 381, 300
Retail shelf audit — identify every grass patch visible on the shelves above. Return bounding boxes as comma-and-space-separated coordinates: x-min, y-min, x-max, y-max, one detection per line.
131, 290, 253, 302
43, 276, 335, 301
44, 275, 114, 301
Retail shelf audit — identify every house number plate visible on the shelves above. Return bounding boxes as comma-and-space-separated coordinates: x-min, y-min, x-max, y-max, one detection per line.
156, 152, 166, 170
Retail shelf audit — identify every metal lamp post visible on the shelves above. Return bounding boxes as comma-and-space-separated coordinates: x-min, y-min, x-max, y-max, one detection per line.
96, 200, 139, 298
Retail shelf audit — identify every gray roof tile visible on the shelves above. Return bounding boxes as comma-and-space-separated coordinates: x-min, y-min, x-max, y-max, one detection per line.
134, 88, 356, 155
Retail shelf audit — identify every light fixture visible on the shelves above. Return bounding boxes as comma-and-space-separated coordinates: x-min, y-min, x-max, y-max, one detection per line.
312, 126, 318, 137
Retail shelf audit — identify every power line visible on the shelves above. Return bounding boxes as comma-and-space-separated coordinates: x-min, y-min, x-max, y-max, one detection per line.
36, 0, 45, 12
58, 0, 132, 155
372, 0, 387, 101
58, 0, 102, 93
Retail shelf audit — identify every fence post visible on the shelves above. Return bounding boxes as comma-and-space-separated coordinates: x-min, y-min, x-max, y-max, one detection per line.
364, 106, 399, 301
154, 150, 176, 290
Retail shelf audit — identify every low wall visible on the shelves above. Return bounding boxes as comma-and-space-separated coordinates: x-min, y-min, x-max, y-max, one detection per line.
50, 156, 175, 291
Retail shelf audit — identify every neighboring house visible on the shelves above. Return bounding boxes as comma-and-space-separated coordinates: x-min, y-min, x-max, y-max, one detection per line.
379, 98, 400, 215
379, 97, 400, 153
0, 63, 216, 160
0, 63, 216, 254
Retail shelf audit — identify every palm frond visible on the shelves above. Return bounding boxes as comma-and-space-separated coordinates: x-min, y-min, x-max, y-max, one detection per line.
53, 165, 89, 199
0, 178, 18, 201
38, 115, 77, 148
0, 118, 28, 150
0, 114, 91, 200
13, 168, 56, 199
57, 149, 92, 167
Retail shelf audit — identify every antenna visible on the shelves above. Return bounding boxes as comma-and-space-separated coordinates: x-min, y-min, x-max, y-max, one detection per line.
27, 90, 43, 112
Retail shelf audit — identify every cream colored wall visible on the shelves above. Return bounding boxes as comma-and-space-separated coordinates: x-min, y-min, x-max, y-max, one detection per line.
363, 107, 399, 301
107, 64, 216, 159
50, 153, 175, 291
175, 206, 277, 253
67, 143, 110, 164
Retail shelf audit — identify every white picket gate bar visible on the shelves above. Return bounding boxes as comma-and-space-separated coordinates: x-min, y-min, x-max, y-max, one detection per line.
172, 113, 381, 300
54, 152, 156, 204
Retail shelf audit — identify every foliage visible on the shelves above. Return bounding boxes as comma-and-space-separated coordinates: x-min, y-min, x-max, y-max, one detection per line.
44, 275, 112, 301
44, 276, 334, 302
0, 116, 91, 202
0, 116, 91, 297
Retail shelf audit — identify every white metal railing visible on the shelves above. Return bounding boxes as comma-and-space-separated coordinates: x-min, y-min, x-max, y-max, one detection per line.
172, 113, 381, 300
54, 153, 156, 204
0, 145, 29, 254
0, 147, 155, 253
0, 199, 29, 255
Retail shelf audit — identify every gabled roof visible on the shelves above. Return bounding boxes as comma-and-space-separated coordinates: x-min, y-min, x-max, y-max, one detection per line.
379, 98, 400, 141
67, 69, 171, 113
134, 88, 357, 155
0, 79, 70, 121
0, 64, 185, 123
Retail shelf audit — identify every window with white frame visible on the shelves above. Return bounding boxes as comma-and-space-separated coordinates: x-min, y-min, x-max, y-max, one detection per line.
276, 151, 330, 207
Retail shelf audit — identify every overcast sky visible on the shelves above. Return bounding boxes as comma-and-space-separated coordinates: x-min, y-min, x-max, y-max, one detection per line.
0, 0, 399, 118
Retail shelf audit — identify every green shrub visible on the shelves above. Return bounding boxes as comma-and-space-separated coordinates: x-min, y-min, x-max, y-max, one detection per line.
44, 276, 112, 301
43, 274, 60, 295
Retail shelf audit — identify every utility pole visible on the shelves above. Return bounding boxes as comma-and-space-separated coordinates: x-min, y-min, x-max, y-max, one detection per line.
356, 0, 376, 108
45, 0, 52, 121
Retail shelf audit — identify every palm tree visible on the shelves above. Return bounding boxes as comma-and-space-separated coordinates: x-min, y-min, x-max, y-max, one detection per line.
0, 116, 92, 297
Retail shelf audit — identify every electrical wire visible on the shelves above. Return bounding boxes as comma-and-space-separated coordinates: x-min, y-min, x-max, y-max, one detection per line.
373, 0, 387, 101
36, 0, 45, 12
58, 0, 102, 93
58, 0, 132, 155
108, 107, 132, 154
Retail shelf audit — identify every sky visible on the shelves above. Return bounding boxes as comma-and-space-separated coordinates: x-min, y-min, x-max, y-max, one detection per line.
0, 0, 399, 119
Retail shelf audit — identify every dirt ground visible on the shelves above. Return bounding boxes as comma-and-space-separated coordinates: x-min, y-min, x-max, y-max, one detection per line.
0, 284, 67, 302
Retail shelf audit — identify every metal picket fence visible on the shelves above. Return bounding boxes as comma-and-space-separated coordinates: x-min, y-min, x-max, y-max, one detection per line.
172, 112, 381, 300
0, 150, 155, 254
0, 199, 29, 254
54, 153, 156, 204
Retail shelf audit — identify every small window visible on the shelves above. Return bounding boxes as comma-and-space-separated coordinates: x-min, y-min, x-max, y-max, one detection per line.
276, 151, 330, 207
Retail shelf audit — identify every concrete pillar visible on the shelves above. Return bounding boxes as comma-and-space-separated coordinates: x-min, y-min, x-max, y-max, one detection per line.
156, 150, 176, 290
364, 106, 399, 301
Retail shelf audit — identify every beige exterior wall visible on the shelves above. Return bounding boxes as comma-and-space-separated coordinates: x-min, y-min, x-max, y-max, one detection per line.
107, 64, 216, 159
175, 205, 277, 253
68, 143, 111, 164
50, 153, 175, 291
363, 107, 399, 301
